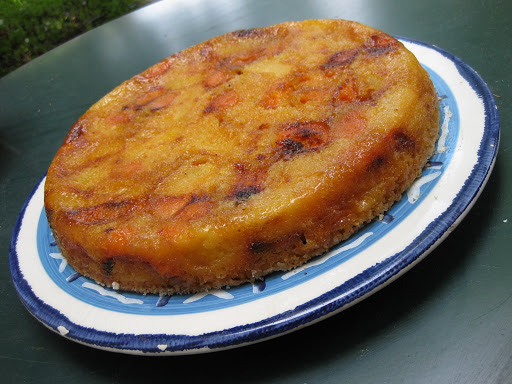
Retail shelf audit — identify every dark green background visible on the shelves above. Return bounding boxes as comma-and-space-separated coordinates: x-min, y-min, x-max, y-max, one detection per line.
1, 0, 510, 382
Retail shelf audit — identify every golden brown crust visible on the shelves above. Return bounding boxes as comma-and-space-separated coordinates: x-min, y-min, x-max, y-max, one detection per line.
44, 19, 439, 294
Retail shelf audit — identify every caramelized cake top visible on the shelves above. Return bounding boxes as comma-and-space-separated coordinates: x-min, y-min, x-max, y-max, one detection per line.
45, 20, 438, 291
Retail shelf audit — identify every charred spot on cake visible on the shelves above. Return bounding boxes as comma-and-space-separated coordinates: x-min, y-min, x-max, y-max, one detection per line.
278, 138, 304, 157
103, 258, 115, 276
367, 155, 387, 172
233, 185, 262, 201
189, 194, 208, 204
321, 48, 358, 69
231, 162, 268, 202
284, 121, 330, 143
249, 232, 308, 256
364, 33, 400, 56
276, 121, 330, 158
393, 130, 416, 152
249, 241, 272, 253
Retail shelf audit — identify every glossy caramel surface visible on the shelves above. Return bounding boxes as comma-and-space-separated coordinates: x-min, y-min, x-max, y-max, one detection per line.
44, 19, 438, 292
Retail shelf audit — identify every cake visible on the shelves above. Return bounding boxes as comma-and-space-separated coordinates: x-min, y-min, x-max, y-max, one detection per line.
44, 19, 439, 294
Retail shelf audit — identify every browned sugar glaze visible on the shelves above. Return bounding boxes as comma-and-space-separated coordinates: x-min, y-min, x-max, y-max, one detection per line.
45, 20, 439, 294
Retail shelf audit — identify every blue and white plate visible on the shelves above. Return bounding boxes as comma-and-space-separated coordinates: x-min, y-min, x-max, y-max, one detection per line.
9, 38, 500, 355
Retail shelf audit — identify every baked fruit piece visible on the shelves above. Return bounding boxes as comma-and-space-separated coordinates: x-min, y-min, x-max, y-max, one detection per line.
44, 19, 439, 294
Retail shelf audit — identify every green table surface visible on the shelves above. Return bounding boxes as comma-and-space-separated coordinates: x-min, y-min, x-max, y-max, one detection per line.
1, 0, 511, 382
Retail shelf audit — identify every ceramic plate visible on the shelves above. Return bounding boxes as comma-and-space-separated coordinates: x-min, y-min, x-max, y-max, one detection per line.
9, 38, 500, 355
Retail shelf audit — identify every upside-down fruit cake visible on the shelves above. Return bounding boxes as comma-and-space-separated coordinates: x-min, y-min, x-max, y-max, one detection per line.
44, 19, 439, 294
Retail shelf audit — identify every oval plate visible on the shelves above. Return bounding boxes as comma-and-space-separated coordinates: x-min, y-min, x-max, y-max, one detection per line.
9, 38, 500, 355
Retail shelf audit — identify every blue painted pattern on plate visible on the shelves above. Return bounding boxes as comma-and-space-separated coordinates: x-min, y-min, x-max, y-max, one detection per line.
37, 65, 458, 316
